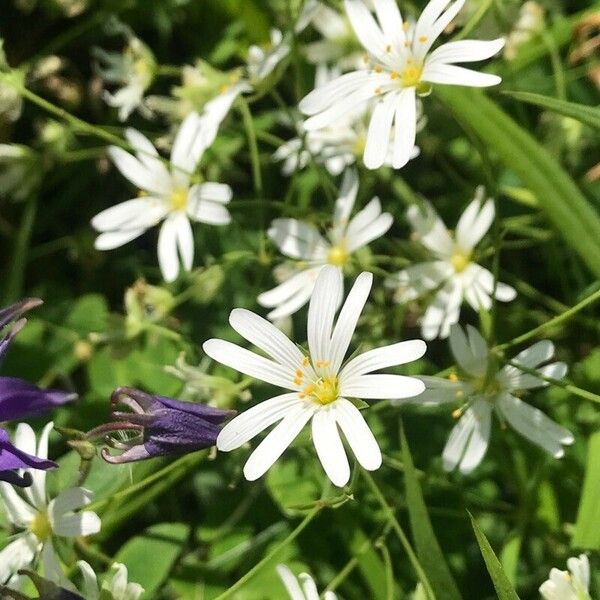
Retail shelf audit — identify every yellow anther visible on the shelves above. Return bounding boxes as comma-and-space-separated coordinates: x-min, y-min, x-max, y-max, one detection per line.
304, 384, 316, 395
315, 360, 330, 368
402, 21, 410, 32
363, 54, 370, 64
452, 408, 463, 419
404, 41, 410, 48
374, 86, 382, 95
448, 372, 459, 381
219, 83, 230, 94
373, 65, 383, 73
302, 356, 310, 366
390, 71, 400, 80
385, 44, 392, 53
418, 35, 428, 43
137, 189, 148, 197
295, 369, 304, 378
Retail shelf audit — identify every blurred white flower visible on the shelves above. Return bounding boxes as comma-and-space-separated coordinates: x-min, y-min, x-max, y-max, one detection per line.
539, 554, 591, 600
0, 423, 101, 588
386, 188, 516, 340
91, 112, 232, 282
93, 36, 155, 121
299, 0, 504, 169
277, 564, 338, 600
274, 65, 421, 176
504, 2, 545, 61
258, 169, 393, 319
406, 325, 574, 474
247, 29, 290, 83
0, 41, 24, 123
204, 266, 426, 487
77, 560, 144, 600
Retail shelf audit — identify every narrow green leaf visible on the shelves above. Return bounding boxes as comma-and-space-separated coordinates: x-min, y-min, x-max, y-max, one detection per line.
573, 431, 600, 548
115, 522, 189, 598
503, 91, 600, 130
436, 88, 600, 279
470, 514, 520, 600
401, 426, 462, 600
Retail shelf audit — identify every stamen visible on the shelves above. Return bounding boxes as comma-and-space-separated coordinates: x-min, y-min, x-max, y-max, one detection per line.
418, 35, 428, 43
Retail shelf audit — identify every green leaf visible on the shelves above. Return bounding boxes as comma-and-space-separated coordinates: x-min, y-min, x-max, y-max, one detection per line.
436, 87, 600, 279
503, 91, 600, 130
470, 514, 520, 600
401, 426, 462, 600
115, 522, 189, 598
573, 430, 600, 548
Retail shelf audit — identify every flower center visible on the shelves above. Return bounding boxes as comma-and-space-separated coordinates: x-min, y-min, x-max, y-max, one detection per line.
327, 244, 349, 267
450, 249, 471, 273
303, 376, 339, 406
353, 133, 367, 156
400, 63, 423, 87
170, 187, 188, 211
30, 512, 52, 541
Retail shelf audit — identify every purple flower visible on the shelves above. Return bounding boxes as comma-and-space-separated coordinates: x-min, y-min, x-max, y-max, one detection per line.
0, 427, 56, 487
0, 298, 75, 422
95, 387, 235, 464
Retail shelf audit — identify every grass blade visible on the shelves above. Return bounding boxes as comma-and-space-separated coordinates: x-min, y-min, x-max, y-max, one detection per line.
573, 431, 600, 548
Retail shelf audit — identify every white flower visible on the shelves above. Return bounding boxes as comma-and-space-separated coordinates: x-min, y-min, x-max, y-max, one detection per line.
258, 169, 393, 320
91, 112, 232, 282
274, 65, 421, 176
247, 29, 290, 83
77, 560, 144, 600
539, 554, 591, 600
408, 325, 574, 474
299, 0, 505, 169
0, 422, 101, 587
386, 189, 516, 340
93, 36, 155, 122
203, 265, 426, 487
504, 2, 545, 61
277, 564, 337, 600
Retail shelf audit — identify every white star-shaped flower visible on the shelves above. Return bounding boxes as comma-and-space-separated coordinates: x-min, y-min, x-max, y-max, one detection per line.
204, 266, 426, 487
299, 0, 505, 169
77, 560, 144, 600
406, 325, 574, 474
91, 112, 232, 282
539, 554, 591, 600
0, 423, 101, 588
277, 564, 338, 600
258, 169, 393, 320
387, 188, 516, 339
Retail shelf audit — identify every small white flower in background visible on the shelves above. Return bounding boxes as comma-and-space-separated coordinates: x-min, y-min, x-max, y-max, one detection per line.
277, 564, 338, 600
299, 0, 505, 170
204, 266, 426, 487
77, 560, 144, 600
274, 65, 422, 177
247, 29, 290, 83
93, 36, 155, 122
0, 422, 101, 588
405, 325, 574, 474
258, 169, 393, 320
91, 112, 232, 283
386, 188, 516, 340
539, 554, 592, 600
300, 1, 365, 70
504, 2, 545, 61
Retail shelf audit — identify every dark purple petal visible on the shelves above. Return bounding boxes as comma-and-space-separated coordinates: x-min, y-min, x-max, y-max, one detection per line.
0, 377, 76, 422
154, 395, 236, 424
0, 298, 42, 329
0, 427, 57, 488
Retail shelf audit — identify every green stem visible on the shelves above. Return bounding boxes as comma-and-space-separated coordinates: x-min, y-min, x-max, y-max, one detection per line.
213, 505, 322, 600
453, 0, 493, 41
238, 97, 263, 195
4, 194, 38, 304
495, 285, 600, 351
362, 471, 436, 600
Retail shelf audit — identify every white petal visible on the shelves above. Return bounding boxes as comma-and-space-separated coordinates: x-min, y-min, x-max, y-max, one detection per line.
261, 279, 318, 321
499, 361, 568, 391
341, 374, 425, 399
170, 112, 204, 183
77, 561, 100, 600
217, 394, 302, 451
27, 422, 53, 511
567, 555, 590, 590
421, 280, 462, 340
243, 403, 316, 480
188, 198, 232, 225
94, 228, 147, 251
372, 0, 405, 48
414, 0, 466, 59
456, 400, 492, 474
108, 146, 171, 196
426, 39, 505, 66
343, 0, 386, 57
299, 573, 321, 600
157, 216, 180, 283
312, 407, 350, 487
229, 308, 304, 369
0, 535, 38, 582
91, 198, 167, 232
257, 268, 319, 309
335, 398, 382, 471
406, 202, 454, 257
442, 406, 476, 472
202, 83, 250, 147
175, 214, 194, 272
267, 219, 328, 260
513, 340, 555, 368
203, 339, 295, 389
300, 70, 375, 115
49, 487, 93, 520
340, 340, 427, 380
125, 128, 171, 184
328, 272, 372, 373
449, 324, 488, 377
387, 261, 452, 303
401, 376, 467, 406
497, 394, 574, 457
364, 92, 397, 170
332, 168, 359, 231
41, 539, 70, 586
346, 211, 393, 253
192, 182, 232, 204
455, 197, 494, 250
422, 63, 502, 87
392, 87, 417, 169
0, 482, 36, 526
52, 510, 101, 538
494, 281, 517, 302
307, 266, 343, 369
276, 565, 305, 600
